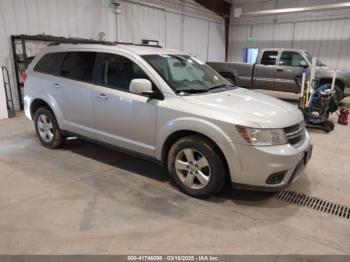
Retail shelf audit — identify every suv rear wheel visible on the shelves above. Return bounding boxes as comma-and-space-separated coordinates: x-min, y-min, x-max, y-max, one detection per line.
167, 135, 225, 198
34, 107, 63, 149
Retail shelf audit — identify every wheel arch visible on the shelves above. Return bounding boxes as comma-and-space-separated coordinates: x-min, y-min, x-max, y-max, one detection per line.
219, 71, 237, 85
29, 95, 64, 127
156, 118, 241, 183
30, 98, 52, 119
160, 130, 230, 181
319, 78, 345, 91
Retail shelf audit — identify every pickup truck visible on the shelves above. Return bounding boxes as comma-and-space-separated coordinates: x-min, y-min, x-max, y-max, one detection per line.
207, 48, 350, 102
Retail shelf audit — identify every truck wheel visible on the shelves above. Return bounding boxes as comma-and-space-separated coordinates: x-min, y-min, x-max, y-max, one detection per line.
167, 135, 225, 198
333, 85, 344, 103
34, 107, 63, 149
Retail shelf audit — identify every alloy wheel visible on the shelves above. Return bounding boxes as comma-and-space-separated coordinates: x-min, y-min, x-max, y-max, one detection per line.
37, 114, 54, 143
174, 148, 211, 190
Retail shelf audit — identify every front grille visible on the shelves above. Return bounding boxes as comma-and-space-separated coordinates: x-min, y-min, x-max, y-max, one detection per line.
284, 123, 305, 147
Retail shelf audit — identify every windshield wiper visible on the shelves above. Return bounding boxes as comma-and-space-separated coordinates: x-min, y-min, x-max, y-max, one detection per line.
175, 89, 210, 94
209, 84, 235, 91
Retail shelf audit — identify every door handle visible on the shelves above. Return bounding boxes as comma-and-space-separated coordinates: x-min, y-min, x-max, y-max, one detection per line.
96, 93, 109, 100
52, 83, 61, 88
276, 68, 284, 72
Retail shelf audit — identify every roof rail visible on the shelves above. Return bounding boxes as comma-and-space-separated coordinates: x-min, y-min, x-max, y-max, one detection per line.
12, 34, 162, 48
49, 39, 163, 48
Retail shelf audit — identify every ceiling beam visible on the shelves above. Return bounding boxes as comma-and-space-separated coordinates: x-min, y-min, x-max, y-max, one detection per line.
193, 0, 232, 62
193, 0, 231, 18
237, 2, 350, 17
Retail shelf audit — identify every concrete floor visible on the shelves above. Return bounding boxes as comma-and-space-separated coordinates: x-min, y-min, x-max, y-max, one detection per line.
0, 93, 349, 255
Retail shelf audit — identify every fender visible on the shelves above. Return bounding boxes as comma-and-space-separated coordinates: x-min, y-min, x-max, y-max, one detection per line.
229, 69, 240, 82
30, 92, 65, 129
220, 70, 238, 83
155, 117, 243, 181
221, 68, 249, 88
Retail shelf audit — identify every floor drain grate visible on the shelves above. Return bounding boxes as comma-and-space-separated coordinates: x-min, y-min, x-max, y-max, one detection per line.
273, 190, 350, 220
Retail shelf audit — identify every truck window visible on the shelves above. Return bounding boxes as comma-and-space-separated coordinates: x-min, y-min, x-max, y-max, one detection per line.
261, 51, 278, 65
279, 51, 305, 67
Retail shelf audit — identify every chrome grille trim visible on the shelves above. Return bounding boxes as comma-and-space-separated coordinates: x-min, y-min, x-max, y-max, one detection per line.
283, 123, 305, 147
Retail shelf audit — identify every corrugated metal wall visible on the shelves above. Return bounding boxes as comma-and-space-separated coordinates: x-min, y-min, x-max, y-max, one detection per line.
229, 0, 350, 71
0, 0, 225, 115
117, 0, 225, 62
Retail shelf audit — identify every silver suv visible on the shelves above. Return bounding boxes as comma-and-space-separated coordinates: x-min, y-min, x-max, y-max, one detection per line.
24, 43, 312, 198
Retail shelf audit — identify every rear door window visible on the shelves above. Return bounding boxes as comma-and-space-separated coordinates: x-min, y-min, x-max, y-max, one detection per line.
261, 51, 278, 65
34, 52, 66, 75
59, 52, 97, 82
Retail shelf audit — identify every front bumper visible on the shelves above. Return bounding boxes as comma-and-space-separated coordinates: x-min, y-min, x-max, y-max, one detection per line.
24, 95, 33, 121
229, 131, 312, 190
344, 86, 350, 96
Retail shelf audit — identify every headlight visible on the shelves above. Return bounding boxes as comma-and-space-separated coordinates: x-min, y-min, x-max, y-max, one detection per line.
236, 126, 287, 146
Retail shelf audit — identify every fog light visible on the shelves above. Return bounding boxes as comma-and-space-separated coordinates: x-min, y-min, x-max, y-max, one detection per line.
266, 170, 287, 185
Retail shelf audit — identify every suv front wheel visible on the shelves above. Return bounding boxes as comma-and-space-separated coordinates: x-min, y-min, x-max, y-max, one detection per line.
167, 135, 225, 198
34, 107, 63, 149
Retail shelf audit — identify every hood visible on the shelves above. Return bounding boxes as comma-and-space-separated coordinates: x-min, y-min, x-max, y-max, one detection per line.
318, 66, 350, 77
182, 88, 303, 128
319, 66, 346, 72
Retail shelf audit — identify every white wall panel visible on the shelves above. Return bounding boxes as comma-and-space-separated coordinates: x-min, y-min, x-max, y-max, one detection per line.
337, 19, 350, 69
208, 22, 225, 62
229, 25, 250, 62
0, 69, 8, 119
118, 2, 166, 45
165, 12, 182, 50
273, 23, 294, 48
252, 24, 274, 48
183, 17, 209, 62
293, 19, 350, 68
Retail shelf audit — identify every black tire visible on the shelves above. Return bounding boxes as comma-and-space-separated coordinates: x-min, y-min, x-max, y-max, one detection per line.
333, 85, 344, 103
34, 107, 63, 149
167, 135, 226, 198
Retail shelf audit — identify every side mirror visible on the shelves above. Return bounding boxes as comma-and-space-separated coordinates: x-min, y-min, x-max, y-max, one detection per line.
299, 60, 308, 68
129, 79, 164, 100
129, 79, 152, 95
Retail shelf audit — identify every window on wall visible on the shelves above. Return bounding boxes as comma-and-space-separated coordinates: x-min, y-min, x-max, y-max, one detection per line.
243, 48, 259, 64
279, 51, 306, 66
261, 51, 278, 65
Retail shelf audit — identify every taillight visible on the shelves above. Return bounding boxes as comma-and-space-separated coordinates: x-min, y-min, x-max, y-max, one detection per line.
20, 71, 28, 83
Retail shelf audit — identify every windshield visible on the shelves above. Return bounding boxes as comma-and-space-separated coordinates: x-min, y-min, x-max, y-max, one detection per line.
142, 54, 233, 95
303, 52, 326, 66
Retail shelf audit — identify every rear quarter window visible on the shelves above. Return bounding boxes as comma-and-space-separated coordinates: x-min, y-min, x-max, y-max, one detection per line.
34, 52, 66, 75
